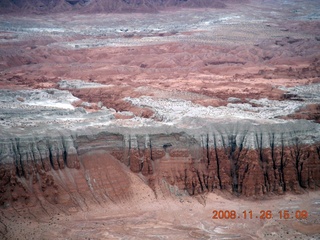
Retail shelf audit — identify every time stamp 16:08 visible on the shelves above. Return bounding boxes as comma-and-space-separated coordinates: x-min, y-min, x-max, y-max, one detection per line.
212, 210, 309, 220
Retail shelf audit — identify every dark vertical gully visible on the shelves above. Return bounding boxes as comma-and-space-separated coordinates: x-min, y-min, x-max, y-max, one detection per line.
206, 134, 210, 165
213, 134, 222, 189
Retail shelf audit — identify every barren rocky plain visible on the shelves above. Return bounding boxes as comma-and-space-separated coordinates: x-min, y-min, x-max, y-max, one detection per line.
0, 0, 320, 239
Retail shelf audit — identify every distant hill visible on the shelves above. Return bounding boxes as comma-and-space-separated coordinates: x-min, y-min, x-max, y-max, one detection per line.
0, 0, 249, 14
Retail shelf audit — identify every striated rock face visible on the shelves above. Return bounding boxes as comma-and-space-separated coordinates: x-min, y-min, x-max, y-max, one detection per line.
1, 121, 319, 208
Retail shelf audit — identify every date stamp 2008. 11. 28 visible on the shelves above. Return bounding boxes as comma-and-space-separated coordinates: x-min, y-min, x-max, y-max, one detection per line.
212, 210, 309, 220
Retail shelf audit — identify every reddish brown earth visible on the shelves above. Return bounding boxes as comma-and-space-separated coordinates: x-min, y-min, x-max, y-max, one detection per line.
1, 138, 319, 207
0, 0, 320, 239
1, 41, 319, 118
1, 141, 320, 239
284, 103, 320, 123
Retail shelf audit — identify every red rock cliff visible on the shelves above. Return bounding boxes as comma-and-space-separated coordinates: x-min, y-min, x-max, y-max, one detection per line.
1, 122, 319, 209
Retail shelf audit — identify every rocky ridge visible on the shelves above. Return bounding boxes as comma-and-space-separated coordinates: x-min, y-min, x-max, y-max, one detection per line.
1, 115, 320, 208
1, 80, 320, 208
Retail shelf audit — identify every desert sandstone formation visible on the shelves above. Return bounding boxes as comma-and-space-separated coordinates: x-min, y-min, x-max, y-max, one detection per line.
0, 0, 320, 239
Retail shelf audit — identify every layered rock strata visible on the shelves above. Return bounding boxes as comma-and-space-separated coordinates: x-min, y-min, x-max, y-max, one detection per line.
1, 120, 319, 208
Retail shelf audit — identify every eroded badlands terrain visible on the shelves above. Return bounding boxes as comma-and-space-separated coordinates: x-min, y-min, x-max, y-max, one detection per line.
0, 0, 320, 239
